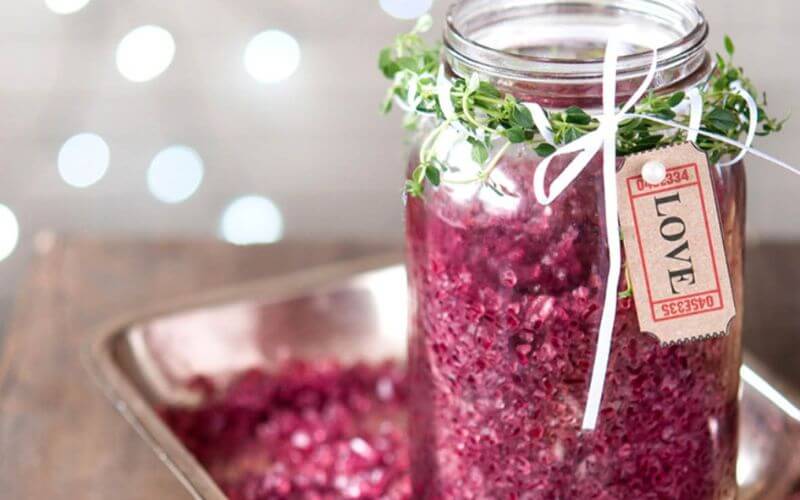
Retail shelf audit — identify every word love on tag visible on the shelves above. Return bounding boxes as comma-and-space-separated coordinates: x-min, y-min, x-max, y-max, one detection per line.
617, 142, 737, 345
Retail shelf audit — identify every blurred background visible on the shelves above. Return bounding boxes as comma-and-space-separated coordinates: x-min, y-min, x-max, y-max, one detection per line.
0, 0, 797, 334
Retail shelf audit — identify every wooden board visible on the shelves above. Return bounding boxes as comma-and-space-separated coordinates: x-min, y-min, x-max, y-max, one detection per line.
743, 243, 800, 385
0, 236, 386, 500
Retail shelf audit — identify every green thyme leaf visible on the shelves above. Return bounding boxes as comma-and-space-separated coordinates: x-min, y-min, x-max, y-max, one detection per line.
511, 105, 534, 129
469, 138, 490, 164
706, 108, 739, 133
724, 35, 735, 56
425, 166, 441, 186
565, 106, 592, 125
397, 56, 419, 72
563, 126, 582, 143
534, 143, 557, 157
478, 81, 502, 99
725, 68, 741, 82
506, 127, 527, 143
667, 91, 686, 107
653, 109, 677, 120
378, 48, 399, 79
403, 113, 419, 131
381, 95, 393, 114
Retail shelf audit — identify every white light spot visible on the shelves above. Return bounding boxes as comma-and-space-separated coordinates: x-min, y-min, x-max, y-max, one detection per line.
147, 146, 204, 204
379, 0, 433, 19
244, 30, 301, 83
349, 438, 374, 459
737, 445, 758, 487
369, 266, 409, 359
116, 25, 176, 82
45, 0, 91, 14
291, 431, 311, 449
58, 133, 110, 188
220, 195, 284, 245
0, 204, 19, 262
741, 364, 800, 422
376, 377, 395, 401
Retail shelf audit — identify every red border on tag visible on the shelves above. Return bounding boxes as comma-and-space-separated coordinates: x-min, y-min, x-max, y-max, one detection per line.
626, 163, 724, 323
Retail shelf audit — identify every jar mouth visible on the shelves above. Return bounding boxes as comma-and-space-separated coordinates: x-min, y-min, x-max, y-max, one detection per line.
444, 0, 710, 85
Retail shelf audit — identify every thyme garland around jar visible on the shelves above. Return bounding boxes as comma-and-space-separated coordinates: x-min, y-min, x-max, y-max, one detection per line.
380, 4, 787, 500
380, 17, 783, 198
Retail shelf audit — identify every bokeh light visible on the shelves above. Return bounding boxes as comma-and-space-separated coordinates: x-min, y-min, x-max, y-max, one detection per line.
379, 0, 433, 20
244, 30, 301, 84
116, 25, 176, 82
44, 0, 91, 15
147, 145, 204, 204
57, 133, 110, 188
220, 195, 284, 245
0, 204, 19, 263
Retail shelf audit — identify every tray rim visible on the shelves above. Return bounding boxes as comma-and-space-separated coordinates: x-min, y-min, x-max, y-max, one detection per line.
82, 253, 403, 500
82, 252, 800, 500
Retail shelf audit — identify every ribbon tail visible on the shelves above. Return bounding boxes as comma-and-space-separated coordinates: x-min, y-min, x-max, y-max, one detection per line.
582, 35, 634, 431
524, 102, 556, 145
582, 132, 622, 431
533, 133, 603, 205
687, 88, 704, 144
436, 66, 457, 122
719, 82, 758, 167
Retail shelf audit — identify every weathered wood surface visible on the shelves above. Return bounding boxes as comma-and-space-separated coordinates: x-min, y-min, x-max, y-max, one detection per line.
0, 236, 385, 500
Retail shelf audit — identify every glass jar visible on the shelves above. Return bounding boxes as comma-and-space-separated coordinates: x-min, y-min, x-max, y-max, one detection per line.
405, 1, 744, 498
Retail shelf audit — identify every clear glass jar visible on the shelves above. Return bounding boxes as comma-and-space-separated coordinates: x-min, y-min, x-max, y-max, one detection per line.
405, 1, 743, 498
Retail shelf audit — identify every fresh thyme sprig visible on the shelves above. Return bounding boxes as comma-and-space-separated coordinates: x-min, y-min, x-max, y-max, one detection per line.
379, 15, 786, 197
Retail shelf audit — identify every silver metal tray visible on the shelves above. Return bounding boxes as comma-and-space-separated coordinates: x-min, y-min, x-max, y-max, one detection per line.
84, 255, 800, 499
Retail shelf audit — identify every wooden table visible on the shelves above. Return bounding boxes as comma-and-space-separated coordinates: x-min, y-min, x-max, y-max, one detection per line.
0, 236, 386, 500
0, 236, 797, 499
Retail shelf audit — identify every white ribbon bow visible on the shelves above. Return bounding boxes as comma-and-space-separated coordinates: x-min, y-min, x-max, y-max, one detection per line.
531, 39, 800, 431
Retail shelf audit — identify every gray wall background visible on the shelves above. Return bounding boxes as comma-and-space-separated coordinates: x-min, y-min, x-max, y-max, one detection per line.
0, 0, 797, 326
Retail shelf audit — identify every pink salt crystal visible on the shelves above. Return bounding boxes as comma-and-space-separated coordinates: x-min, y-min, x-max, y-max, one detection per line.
376, 377, 395, 401
500, 269, 518, 287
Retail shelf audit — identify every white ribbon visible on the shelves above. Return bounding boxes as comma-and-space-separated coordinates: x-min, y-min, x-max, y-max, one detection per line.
437, 65, 457, 121
719, 81, 758, 167
686, 88, 704, 143
531, 39, 800, 431
525, 102, 557, 145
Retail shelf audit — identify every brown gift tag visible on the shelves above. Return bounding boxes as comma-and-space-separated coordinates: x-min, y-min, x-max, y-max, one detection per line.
617, 142, 736, 345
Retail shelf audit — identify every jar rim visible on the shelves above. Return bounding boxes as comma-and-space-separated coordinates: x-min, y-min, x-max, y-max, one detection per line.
444, 0, 710, 84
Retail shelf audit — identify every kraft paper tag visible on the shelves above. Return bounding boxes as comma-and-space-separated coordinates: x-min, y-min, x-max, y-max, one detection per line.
617, 142, 736, 345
